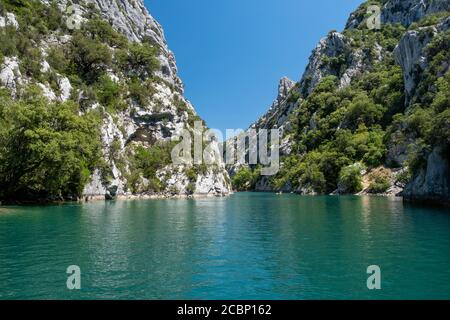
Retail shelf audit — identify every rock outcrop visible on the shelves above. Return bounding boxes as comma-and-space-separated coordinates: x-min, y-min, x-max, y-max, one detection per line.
77, 0, 231, 199
402, 147, 450, 204
0, 56, 21, 96
395, 17, 450, 106
0, 11, 18, 29
346, 0, 450, 29
252, 77, 296, 131
299, 31, 371, 96
0, 0, 231, 200
394, 29, 433, 104
231, 0, 450, 204
224, 76, 296, 183
86, 0, 184, 93
381, 0, 450, 27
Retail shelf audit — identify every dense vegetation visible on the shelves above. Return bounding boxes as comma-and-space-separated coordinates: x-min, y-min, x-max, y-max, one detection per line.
232, 5, 450, 194
0, 87, 101, 201
1, 0, 448, 199
126, 142, 176, 194
232, 166, 261, 191
0, 0, 178, 201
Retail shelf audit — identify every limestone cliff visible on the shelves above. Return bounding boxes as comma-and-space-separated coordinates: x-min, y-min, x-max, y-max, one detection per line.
403, 147, 450, 204
82, 0, 231, 199
0, 0, 231, 200
229, 0, 449, 204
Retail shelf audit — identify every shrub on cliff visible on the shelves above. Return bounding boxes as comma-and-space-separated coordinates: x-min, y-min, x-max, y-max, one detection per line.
82, 18, 128, 49
232, 167, 260, 191
116, 42, 160, 80
368, 168, 391, 194
94, 75, 127, 112
126, 142, 176, 194
70, 32, 112, 84
338, 163, 365, 194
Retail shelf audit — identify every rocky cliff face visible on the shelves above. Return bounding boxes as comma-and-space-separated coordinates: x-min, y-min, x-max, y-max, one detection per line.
82, 0, 183, 92
252, 77, 296, 130
403, 147, 450, 203
345, 0, 450, 28
299, 31, 377, 96
395, 16, 450, 106
224, 77, 295, 181
301, 0, 450, 102
82, 0, 231, 199
0, 0, 231, 200
230, 0, 449, 204
382, 0, 450, 26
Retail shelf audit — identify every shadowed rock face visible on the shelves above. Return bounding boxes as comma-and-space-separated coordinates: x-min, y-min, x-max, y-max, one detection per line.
78, 0, 231, 198
381, 0, 450, 27
402, 147, 450, 205
223, 77, 296, 181
253, 77, 296, 130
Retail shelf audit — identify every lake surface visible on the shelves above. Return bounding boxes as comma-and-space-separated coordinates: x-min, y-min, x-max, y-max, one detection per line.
0, 193, 450, 300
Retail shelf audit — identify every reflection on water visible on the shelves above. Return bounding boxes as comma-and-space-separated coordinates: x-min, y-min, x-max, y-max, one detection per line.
0, 194, 449, 299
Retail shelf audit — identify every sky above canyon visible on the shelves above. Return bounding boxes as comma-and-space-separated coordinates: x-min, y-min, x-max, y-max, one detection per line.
146, 0, 363, 134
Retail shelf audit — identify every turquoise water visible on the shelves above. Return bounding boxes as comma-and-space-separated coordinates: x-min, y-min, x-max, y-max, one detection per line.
0, 193, 449, 300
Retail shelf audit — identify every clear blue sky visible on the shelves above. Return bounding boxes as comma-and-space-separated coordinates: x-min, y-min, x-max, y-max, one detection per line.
145, 0, 363, 134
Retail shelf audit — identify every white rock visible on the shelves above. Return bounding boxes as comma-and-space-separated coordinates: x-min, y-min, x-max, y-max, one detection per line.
0, 12, 19, 29
0, 57, 21, 95
382, 0, 450, 27
37, 83, 57, 101
161, 166, 190, 194
403, 147, 450, 204
195, 169, 230, 195
85, 0, 183, 92
107, 72, 120, 83
83, 169, 107, 197
40, 60, 51, 73
57, 76, 72, 101
346, 0, 450, 29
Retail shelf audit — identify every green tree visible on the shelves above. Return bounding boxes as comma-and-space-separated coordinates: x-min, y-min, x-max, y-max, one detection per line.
82, 18, 128, 48
95, 75, 126, 112
338, 163, 365, 194
127, 142, 176, 193
0, 87, 101, 201
232, 167, 260, 191
117, 42, 160, 80
368, 171, 391, 194
70, 32, 112, 84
